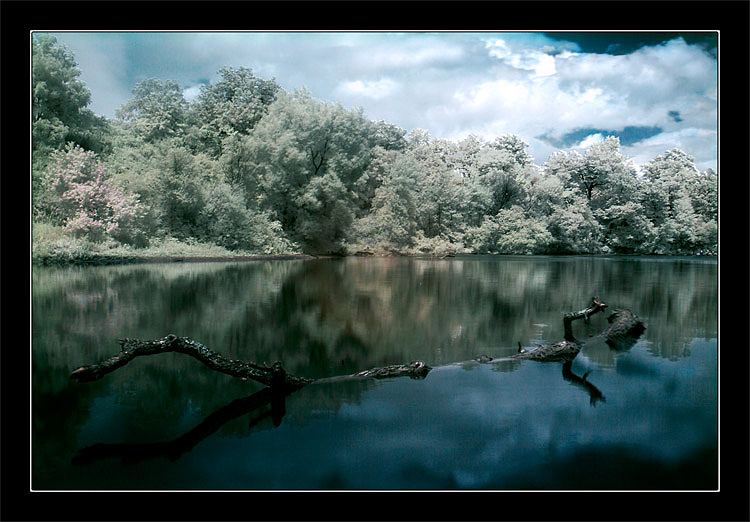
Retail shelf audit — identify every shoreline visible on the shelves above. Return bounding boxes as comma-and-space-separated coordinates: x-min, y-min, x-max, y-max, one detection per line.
31, 253, 318, 267
31, 250, 717, 267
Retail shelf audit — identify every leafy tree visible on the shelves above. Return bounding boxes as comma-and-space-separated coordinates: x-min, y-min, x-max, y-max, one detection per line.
454, 174, 492, 230
101, 124, 167, 236
545, 203, 602, 254
200, 181, 297, 253
191, 66, 280, 156
475, 144, 530, 215
691, 168, 718, 223
32, 34, 110, 206
642, 149, 700, 220
649, 193, 700, 254
595, 201, 656, 254
488, 134, 533, 167
116, 79, 189, 143
546, 136, 631, 203
294, 171, 355, 253
527, 174, 602, 253
452, 135, 484, 178
369, 120, 408, 151
406, 132, 466, 243
33, 34, 91, 150
641, 149, 715, 254
466, 206, 552, 255
351, 151, 420, 249
238, 90, 376, 251
690, 167, 718, 253
152, 141, 211, 239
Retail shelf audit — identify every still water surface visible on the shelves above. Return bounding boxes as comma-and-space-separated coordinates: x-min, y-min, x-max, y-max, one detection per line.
32, 255, 718, 490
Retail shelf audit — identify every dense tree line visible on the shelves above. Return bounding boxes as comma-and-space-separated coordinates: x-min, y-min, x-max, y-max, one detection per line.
32, 35, 717, 256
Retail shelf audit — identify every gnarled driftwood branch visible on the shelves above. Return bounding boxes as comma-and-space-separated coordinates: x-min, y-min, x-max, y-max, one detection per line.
70, 298, 644, 391
71, 335, 432, 389
70, 334, 313, 389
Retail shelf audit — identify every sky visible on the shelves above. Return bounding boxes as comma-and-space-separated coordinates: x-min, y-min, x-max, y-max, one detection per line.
46, 31, 718, 171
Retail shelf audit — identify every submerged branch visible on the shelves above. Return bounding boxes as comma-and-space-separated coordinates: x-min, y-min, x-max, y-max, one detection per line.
71, 335, 431, 388
70, 298, 643, 390
562, 296, 609, 342
70, 334, 312, 389
353, 361, 431, 380
510, 297, 610, 363
511, 339, 583, 363
68, 297, 646, 467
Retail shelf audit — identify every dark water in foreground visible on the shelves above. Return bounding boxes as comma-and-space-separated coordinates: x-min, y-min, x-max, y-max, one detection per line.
32, 255, 718, 490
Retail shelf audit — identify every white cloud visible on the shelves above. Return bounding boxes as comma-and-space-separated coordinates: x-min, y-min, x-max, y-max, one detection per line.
183, 85, 202, 102
624, 128, 717, 170
46, 32, 717, 170
335, 78, 399, 100
485, 38, 557, 78
576, 87, 603, 105
576, 133, 605, 149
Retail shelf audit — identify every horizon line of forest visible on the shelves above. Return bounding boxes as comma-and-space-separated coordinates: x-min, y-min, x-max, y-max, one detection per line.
32, 34, 717, 259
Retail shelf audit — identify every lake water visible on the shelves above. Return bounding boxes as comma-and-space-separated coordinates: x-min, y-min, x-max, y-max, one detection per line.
31, 255, 718, 490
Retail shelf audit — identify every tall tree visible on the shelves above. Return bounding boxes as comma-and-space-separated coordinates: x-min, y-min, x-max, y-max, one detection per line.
546, 136, 632, 203
116, 79, 188, 143
642, 150, 716, 254
642, 149, 701, 220
238, 89, 375, 252
32, 35, 109, 157
691, 168, 718, 223
191, 66, 280, 156
527, 175, 602, 254
406, 131, 466, 243
352, 151, 420, 249
475, 137, 533, 215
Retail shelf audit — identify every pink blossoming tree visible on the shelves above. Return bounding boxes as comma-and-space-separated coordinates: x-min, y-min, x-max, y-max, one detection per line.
45, 144, 143, 244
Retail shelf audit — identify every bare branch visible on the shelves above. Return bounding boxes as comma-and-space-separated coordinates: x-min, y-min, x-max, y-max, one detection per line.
70, 334, 312, 389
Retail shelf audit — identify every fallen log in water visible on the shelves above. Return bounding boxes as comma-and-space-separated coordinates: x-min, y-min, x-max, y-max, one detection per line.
71, 335, 432, 389
353, 361, 431, 380
70, 334, 313, 390
69, 298, 644, 391
511, 339, 584, 363
511, 297, 609, 363
71, 351, 608, 467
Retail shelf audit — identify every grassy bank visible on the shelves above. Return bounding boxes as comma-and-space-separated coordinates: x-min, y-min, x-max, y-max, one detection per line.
31, 222, 308, 266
